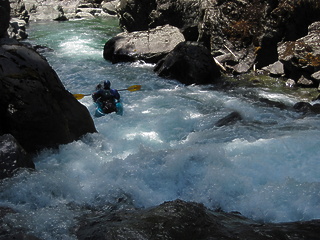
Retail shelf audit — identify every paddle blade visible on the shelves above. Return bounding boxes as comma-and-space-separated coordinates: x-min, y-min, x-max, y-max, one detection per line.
73, 94, 86, 100
127, 85, 141, 92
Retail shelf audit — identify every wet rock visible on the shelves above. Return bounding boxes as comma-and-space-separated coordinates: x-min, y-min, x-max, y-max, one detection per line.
154, 41, 221, 85
75, 199, 320, 240
103, 24, 185, 64
32, 44, 54, 54
0, 134, 34, 180
259, 98, 288, 110
0, 39, 96, 154
215, 111, 242, 127
293, 102, 313, 113
293, 102, 320, 114
0, 207, 41, 240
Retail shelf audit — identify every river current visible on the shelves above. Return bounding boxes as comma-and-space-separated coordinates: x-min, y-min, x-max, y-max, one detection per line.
1, 18, 320, 239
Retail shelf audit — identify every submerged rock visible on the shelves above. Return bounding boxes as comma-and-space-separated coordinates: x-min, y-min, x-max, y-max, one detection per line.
215, 111, 242, 127
293, 102, 320, 114
75, 199, 320, 240
154, 41, 221, 85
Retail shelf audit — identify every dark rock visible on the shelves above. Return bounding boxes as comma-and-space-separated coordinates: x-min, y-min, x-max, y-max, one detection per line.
0, 207, 41, 240
259, 98, 288, 110
0, 134, 34, 179
103, 25, 185, 64
0, 0, 10, 38
293, 102, 313, 114
0, 39, 96, 154
215, 111, 242, 127
75, 199, 320, 240
32, 44, 54, 54
311, 103, 320, 114
154, 41, 221, 85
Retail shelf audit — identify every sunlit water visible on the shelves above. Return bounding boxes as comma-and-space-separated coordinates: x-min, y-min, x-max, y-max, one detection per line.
1, 18, 320, 239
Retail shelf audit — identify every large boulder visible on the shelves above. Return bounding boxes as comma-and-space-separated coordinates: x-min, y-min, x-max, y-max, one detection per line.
75, 199, 320, 240
103, 24, 185, 64
154, 41, 221, 85
0, 39, 96, 154
0, 134, 34, 179
0, 0, 10, 38
278, 21, 320, 86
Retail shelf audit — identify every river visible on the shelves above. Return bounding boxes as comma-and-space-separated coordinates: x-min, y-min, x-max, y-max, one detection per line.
1, 17, 320, 239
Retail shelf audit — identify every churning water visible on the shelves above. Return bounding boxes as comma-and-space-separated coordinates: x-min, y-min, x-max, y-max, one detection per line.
1, 18, 320, 239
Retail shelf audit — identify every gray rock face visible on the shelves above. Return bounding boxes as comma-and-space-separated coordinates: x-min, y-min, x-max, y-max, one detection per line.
0, 39, 96, 154
278, 21, 320, 85
103, 24, 185, 63
116, 0, 320, 80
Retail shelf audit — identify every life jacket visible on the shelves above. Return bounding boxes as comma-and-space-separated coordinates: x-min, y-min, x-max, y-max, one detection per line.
100, 89, 114, 101
100, 89, 117, 114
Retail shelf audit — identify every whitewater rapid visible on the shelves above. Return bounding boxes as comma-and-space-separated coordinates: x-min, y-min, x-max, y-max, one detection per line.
1, 18, 320, 239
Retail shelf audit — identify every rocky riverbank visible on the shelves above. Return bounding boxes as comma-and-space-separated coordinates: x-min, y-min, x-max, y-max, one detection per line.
110, 0, 320, 88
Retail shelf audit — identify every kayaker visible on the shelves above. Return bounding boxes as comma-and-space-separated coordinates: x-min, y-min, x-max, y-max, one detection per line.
92, 80, 120, 114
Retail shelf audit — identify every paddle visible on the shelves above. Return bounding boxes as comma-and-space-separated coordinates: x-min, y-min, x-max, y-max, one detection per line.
73, 85, 142, 100
118, 85, 141, 92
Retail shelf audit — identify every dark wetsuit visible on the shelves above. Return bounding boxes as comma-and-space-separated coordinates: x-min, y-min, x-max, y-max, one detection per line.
92, 88, 120, 114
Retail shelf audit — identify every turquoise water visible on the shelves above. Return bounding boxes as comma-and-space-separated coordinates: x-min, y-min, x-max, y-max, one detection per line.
1, 18, 320, 239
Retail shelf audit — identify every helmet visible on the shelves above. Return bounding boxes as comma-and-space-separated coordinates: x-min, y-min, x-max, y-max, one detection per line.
104, 80, 111, 89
